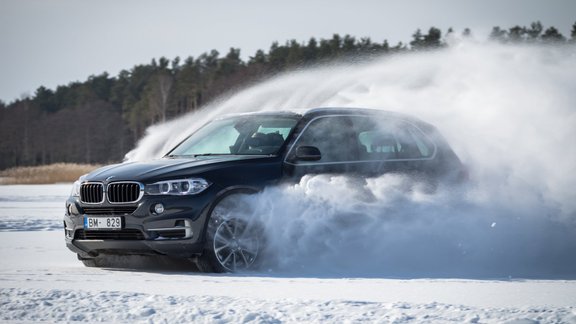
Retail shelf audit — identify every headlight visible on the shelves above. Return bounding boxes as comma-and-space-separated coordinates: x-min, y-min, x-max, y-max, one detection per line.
145, 178, 211, 196
70, 174, 87, 197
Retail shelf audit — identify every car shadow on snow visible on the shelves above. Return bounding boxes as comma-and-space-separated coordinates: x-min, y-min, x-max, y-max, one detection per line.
93, 254, 576, 281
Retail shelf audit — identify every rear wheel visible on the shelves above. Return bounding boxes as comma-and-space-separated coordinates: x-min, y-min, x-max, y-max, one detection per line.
197, 194, 263, 273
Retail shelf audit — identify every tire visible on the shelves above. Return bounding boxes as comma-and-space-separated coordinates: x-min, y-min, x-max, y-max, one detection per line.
197, 194, 264, 273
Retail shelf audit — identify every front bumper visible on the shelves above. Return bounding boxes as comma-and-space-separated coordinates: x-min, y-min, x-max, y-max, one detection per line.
64, 192, 214, 258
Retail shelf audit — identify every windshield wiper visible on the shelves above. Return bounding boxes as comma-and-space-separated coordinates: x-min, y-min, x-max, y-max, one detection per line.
165, 153, 231, 159
167, 153, 272, 159
192, 153, 231, 157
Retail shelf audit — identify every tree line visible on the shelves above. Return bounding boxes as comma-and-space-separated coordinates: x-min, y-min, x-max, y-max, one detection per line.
1, 22, 575, 170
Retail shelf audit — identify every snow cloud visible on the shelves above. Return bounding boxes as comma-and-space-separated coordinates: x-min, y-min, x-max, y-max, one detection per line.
127, 41, 576, 278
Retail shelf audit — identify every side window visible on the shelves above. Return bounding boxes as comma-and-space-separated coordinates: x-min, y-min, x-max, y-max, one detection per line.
358, 130, 399, 160
358, 118, 435, 160
288, 115, 435, 163
394, 124, 434, 159
290, 116, 363, 162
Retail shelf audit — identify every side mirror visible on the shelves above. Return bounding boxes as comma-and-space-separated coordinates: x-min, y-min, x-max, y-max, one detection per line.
295, 146, 321, 161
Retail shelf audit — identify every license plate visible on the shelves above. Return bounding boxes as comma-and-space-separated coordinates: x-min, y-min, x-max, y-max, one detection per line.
84, 216, 122, 229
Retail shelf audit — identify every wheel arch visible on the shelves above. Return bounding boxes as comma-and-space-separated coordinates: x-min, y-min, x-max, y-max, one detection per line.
198, 185, 260, 243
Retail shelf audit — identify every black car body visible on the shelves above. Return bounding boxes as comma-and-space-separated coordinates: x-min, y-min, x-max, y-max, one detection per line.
64, 108, 464, 271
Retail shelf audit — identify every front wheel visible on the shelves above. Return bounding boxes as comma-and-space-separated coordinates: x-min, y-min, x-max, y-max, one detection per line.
197, 194, 263, 273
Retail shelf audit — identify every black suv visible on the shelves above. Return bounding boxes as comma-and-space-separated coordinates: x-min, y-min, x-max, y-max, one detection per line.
64, 108, 464, 272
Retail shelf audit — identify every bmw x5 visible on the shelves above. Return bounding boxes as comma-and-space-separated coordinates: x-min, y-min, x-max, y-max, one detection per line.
64, 108, 464, 272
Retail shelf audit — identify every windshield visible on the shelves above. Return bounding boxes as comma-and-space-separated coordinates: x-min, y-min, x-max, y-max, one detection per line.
167, 115, 299, 157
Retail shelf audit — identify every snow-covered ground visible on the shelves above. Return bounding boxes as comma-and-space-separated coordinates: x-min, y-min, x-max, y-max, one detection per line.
1, 43, 575, 322
0, 184, 575, 323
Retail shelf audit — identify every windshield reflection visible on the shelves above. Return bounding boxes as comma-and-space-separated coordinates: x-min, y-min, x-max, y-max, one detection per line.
167, 115, 299, 157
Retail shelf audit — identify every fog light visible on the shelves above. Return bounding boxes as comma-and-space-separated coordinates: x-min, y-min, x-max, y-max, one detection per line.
154, 203, 165, 214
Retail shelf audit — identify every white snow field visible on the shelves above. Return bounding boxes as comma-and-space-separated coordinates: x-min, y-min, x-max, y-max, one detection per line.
1, 184, 575, 323
2, 42, 576, 323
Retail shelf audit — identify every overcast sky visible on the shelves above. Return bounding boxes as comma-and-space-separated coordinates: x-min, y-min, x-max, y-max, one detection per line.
1, 0, 574, 103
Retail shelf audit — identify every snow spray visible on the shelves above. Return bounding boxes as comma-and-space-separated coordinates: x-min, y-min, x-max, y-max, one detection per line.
126, 41, 576, 278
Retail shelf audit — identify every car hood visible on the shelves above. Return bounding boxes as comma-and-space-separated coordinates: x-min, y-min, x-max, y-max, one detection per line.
84, 155, 274, 183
